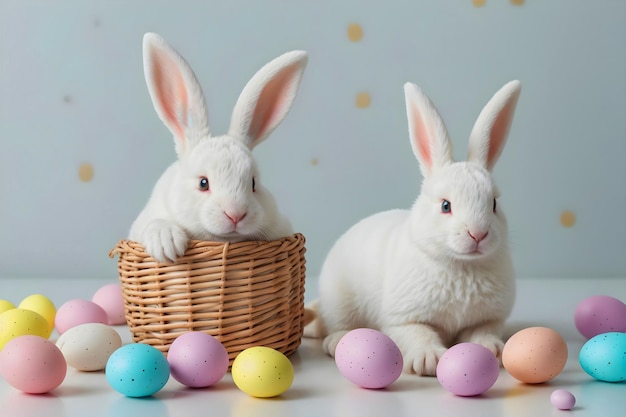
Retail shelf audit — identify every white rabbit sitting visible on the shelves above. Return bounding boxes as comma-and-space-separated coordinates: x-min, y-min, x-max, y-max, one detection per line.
129, 33, 308, 263
304, 80, 521, 376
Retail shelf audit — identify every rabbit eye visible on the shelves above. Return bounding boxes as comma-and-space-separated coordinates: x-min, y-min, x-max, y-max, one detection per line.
493, 198, 497, 213
441, 200, 452, 214
198, 177, 210, 192
252, 177, 256, 192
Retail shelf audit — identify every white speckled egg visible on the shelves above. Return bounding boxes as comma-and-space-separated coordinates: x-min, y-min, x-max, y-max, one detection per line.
56, 323, 122, 371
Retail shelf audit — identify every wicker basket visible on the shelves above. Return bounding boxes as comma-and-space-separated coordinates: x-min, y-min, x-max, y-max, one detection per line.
110, 233, 306, 364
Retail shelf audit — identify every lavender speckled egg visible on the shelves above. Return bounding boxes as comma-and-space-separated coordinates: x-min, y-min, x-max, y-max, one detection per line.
551, 389, 576, 410
436, 343, 500, 397
574, 295, 626, 339
167, 332, 229, 388
334, 328, 403, 389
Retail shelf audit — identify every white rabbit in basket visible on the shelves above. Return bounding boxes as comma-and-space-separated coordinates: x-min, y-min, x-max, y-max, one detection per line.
305, 80, 521, 376
129, 33, 308, 263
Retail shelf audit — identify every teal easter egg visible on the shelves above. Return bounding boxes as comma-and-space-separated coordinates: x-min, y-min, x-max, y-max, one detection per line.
579, 332, 626, 382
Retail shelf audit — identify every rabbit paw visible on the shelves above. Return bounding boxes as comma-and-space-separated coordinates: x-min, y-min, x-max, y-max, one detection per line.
322, 331, 350, 357
469, 334, 505, 360
402, 344, 448, 376
142, 219, 189, 263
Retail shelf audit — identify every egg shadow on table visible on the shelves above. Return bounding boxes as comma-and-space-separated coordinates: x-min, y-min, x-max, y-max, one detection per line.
275, 386, 311, 400
383, 376, 432, 393
231, 395, 293, 417
107, 395, 169, 417
54, 384, 103, 397
549, 368, 589, 386
158, 379, 234, 401
481, 384, 533, 400
5, 391, 66, 417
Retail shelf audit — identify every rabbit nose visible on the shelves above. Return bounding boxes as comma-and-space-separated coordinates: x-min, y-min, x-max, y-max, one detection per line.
225, 211, 247, 225
468, 230, 488, 243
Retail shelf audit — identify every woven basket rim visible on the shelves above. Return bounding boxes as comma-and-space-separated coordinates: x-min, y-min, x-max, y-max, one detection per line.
109, 232, 305, 261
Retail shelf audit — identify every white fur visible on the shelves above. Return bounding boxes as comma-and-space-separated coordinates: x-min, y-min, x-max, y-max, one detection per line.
305, 81, 521, 376
129, 33, 308, 263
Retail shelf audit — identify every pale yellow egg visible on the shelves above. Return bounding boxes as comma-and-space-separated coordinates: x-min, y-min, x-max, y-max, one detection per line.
0, 308, 51, 349
0, 300, 15, 315
18, 294, 56, 334
231, 347, 294, 398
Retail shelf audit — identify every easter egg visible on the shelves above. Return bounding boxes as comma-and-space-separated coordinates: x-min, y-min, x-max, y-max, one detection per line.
56, 323, 122, 371
334, 328, 403, 389
579, 332, 626, 382
19, 294, 56, 333
105, 343, 170, 397
167, 332, 229, 388
0, 299, 15, 314
231, 347, 294, 397
574, 295, 626, 339
502, 327, 568, 384
55, 299, 108, 335
436, 343, 500, 396
0, 335, 67, 394
0, 308, 51, 349
92, 283, 126, 325
550, 389, 576, 410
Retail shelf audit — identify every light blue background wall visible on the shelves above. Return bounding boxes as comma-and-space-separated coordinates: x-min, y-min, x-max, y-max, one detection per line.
1, 0, 624, 281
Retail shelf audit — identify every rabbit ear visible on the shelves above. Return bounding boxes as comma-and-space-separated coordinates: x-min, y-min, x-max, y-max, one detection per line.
228, 50, 308, 149
467, 81, 521, 171
143, 33, 210, 156
404, 82, 453, 178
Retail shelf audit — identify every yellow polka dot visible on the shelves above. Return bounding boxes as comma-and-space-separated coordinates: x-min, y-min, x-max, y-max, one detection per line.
510, 0, 525, 5
311, 158, 319, 166
355, 92, 371, 109
473, 0, 486, 7
79, 163, 94, 182
560, 211, 576, 228
347, 23, 363, 42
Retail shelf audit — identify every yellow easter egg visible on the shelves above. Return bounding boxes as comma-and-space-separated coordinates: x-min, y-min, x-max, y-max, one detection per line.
231, 347, 294, 398
0, 300, 15, 315
18, 294, 56, 333
0, 308, 51, 349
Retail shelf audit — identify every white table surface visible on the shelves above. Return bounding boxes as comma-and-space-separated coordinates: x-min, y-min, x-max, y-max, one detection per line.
0, 277, 624, 417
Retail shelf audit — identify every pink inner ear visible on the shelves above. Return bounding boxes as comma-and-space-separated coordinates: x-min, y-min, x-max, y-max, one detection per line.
151, 49, 187, 140
247, 64, 298, 142
487, 102, 514, 168
412, 105, 433, 171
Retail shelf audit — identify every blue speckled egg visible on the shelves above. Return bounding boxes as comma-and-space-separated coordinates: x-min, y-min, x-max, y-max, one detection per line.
105, 344, 170, 397
579, 332, 626, 383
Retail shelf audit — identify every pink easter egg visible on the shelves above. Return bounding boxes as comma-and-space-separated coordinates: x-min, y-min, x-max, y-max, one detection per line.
92, 283, 126, 325
334, 328, 403, 389
0, 335, 67, 394
436, 343, 500, 397
55, 299, 108, 335
167, 332, 229, 388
